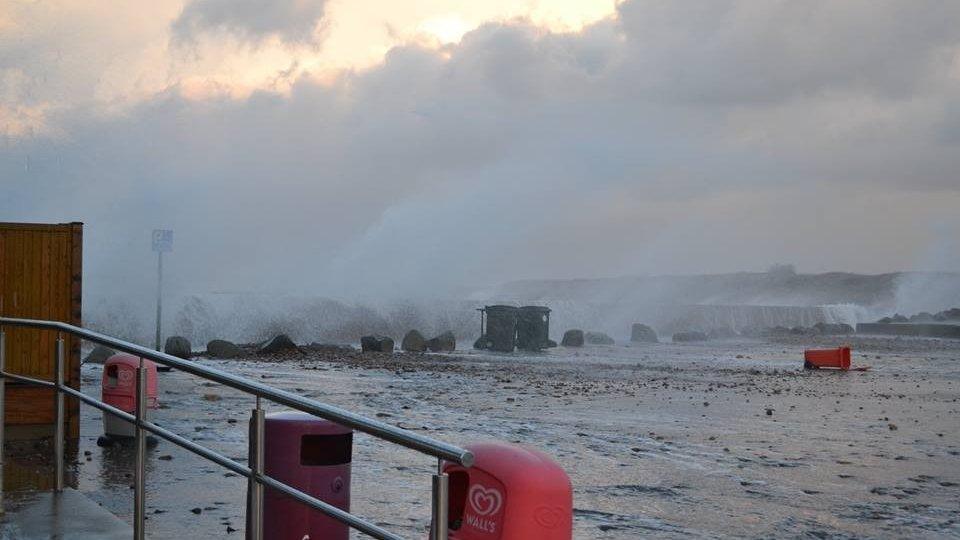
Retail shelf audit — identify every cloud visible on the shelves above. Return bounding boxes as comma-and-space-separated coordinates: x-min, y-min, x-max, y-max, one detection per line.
1, 0, 959, 311
172, 0, 328, 44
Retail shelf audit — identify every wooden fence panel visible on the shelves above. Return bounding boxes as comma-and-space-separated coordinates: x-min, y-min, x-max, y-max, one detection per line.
0, 222, 82, 437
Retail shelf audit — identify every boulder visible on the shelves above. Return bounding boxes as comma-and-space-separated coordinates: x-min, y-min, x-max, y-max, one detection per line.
361, 335, 394, 353
259, 334, 301, 355
630, 324, 658, 343
584, 331, 615, 345
561, 329, 584, 347
672, 331, 708, 343
206, 339, 243, 359
83, 345, 115, 365
401, 330, 427, 352
427, 331, 456, 352
164, 336, 192, 359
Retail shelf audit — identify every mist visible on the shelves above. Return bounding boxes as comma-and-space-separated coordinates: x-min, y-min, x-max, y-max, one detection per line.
3, 0, 960, 344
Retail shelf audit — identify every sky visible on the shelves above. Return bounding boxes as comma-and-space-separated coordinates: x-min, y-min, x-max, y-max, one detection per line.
2, 0, 960, 302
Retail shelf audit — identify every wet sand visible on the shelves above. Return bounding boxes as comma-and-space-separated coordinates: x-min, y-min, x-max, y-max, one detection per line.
67, 336, 960, 538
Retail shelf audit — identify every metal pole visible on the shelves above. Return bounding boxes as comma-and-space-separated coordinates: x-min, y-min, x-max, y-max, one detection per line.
431, 458, 449, 540
246, 398, 265, 540
154, 250, 163, 351
0, 329, 6, 513
54, 335, 65, 492
134, 359, 147, 540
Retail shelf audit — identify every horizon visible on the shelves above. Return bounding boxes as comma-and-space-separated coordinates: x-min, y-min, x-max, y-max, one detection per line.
2, 0, 959, 304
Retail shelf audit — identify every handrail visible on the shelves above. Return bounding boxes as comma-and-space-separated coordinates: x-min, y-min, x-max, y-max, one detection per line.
0, 316, 470, 540
0, 317, 472, 466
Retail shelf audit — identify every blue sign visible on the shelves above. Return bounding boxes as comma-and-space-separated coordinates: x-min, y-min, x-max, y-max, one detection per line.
152, 229, 173, 252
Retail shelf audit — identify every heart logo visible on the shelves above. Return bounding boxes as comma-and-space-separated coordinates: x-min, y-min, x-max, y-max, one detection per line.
468, 485, 503, 517
534, 506, 563, 528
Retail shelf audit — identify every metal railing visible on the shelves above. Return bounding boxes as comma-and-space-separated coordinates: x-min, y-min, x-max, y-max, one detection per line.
0, 317, 473, 540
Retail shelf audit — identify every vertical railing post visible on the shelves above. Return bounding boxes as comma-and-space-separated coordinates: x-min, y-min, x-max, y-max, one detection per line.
0, 328, 6, 513
54, 334, 65, 492
431, 458, 449, 540
134, 358, 147, 540
246, 397, 265, 540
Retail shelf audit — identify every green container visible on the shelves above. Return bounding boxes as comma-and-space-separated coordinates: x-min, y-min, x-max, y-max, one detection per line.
516, 306, 551, 351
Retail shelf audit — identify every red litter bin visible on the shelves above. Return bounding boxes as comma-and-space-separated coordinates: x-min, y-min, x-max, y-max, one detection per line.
263, 411, 353, 540
101, 354, 159, 438
804, 347, 851, 370
442, 442, 572, 539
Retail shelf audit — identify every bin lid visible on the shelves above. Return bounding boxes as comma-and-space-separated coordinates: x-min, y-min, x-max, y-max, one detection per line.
457, 441, 570, 490
104, 353, 159, 370
265, 411, 352, 435
483, 305, 518, 313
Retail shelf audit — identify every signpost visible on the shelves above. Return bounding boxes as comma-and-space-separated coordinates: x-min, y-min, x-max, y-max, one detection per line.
152, 230, 173, 351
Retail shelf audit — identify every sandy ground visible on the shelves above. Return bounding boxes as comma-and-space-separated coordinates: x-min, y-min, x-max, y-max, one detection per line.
55, 336, 960, 538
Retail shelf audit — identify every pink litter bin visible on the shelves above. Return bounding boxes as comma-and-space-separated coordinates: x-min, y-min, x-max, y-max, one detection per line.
101, 354, 158, 438
263, 411, 353, 540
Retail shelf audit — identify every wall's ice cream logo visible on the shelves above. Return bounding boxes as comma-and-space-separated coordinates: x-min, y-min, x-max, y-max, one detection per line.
464, 484, 503, 534
468, 485, 502, 516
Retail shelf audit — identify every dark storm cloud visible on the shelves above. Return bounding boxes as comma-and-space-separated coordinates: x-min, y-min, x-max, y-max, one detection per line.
2, 0, 959, 305
172, 0, 328, 44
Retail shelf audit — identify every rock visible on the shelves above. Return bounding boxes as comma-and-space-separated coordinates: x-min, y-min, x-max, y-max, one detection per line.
427, 331, 456, 352
83, 345, 115, 364
584, 331, 615, 345
561, 329, 584, 347
164, 336, 192, 359
630, 324, 658, 343
206, 339, 242, 359
259, 334, 300, 355
672, 331, 708, 342
360, 335, 394, 353
401, 330, 427, 352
